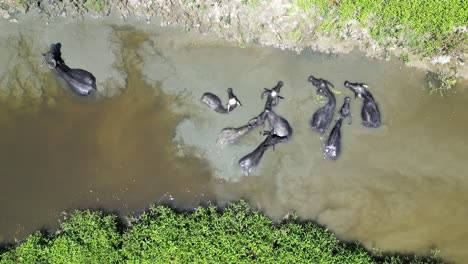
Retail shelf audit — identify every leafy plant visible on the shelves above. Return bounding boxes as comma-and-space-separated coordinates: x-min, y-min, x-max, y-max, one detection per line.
241, 0, 261, 9
399, 53, 409, 63
424, 70, 458, 96
83, 0, 105, 12
0, 201, 445, 264
0, 210, 122, 264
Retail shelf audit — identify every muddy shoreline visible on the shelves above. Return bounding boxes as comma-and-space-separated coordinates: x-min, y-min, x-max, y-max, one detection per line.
1, 0, 466, 81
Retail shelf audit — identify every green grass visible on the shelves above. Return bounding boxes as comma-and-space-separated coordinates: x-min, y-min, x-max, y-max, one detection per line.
288, 27, 303, 41
11, 0, 31, 10
0, 201, 444, 264
242, 0, 261, 8
83, 0, 106, 12
292, 0, 467, 57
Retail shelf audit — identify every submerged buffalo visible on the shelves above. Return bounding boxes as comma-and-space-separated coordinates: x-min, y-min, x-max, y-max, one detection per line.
238, 134, 283, 174
308, 75, 336, 134
42, 43, 97, 96
263, 108, 292, 142
344, 81, 381, 128
261, 81, 284, 109
339, 96, 352, 124
216, 113, 266, 145
323, 97, 351, 160
324, 118, 343, 160
201, 88, 242, 114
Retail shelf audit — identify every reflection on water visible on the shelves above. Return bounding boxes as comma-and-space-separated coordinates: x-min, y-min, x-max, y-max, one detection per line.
0, 17, 467, 264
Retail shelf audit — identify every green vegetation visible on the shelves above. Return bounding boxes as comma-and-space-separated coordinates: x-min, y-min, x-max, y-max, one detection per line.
291, 0, 467, 57
288, 27, 303, 41
241, 0, 261, 9
0, 201, 444, 263
399, 53, 410, 63
424, 70, 458, 96
10, 0, 31, 11
83, 0, 106, 12
0, 211, 121, 263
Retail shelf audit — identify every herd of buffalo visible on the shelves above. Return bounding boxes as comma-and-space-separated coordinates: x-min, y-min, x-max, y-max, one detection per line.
41, 43, 381, 175
202, 76, 381, 174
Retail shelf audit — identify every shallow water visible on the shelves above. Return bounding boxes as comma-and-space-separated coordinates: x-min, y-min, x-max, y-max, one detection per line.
0, 23, 215, 242
0, 15, 467, 263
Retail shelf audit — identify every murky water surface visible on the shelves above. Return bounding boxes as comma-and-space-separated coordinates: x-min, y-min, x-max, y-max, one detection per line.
0, 16, 467, 263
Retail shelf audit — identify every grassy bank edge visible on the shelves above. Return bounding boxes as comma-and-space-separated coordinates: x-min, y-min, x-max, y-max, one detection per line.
0, 201, 444, 264
287, 0, 467, 94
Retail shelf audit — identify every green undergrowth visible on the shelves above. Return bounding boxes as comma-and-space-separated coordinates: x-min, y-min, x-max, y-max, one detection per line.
0, 201, 444, 264
290, 0, 467, 57
83, 0, 106, 12
9, 0, 30, 11
242, 0, 261, 9
424, 70, 458, 96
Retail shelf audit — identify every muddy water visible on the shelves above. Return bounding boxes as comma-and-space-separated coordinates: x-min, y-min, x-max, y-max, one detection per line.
160, 36, 468, 263
1, 16, 467, 263
0, 25, 214, 242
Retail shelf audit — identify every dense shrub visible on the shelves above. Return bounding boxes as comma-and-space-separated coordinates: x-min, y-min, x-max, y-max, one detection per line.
0, 211, 122, 264
0, 202, 443, 263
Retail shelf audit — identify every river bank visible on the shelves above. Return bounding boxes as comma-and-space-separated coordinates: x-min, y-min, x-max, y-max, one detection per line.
0, 2, 467, 264
1, 0, 467, 86
0, 201, 444, 263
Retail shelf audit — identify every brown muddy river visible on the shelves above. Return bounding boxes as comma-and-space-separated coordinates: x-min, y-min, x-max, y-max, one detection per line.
0, 16, 467, 263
